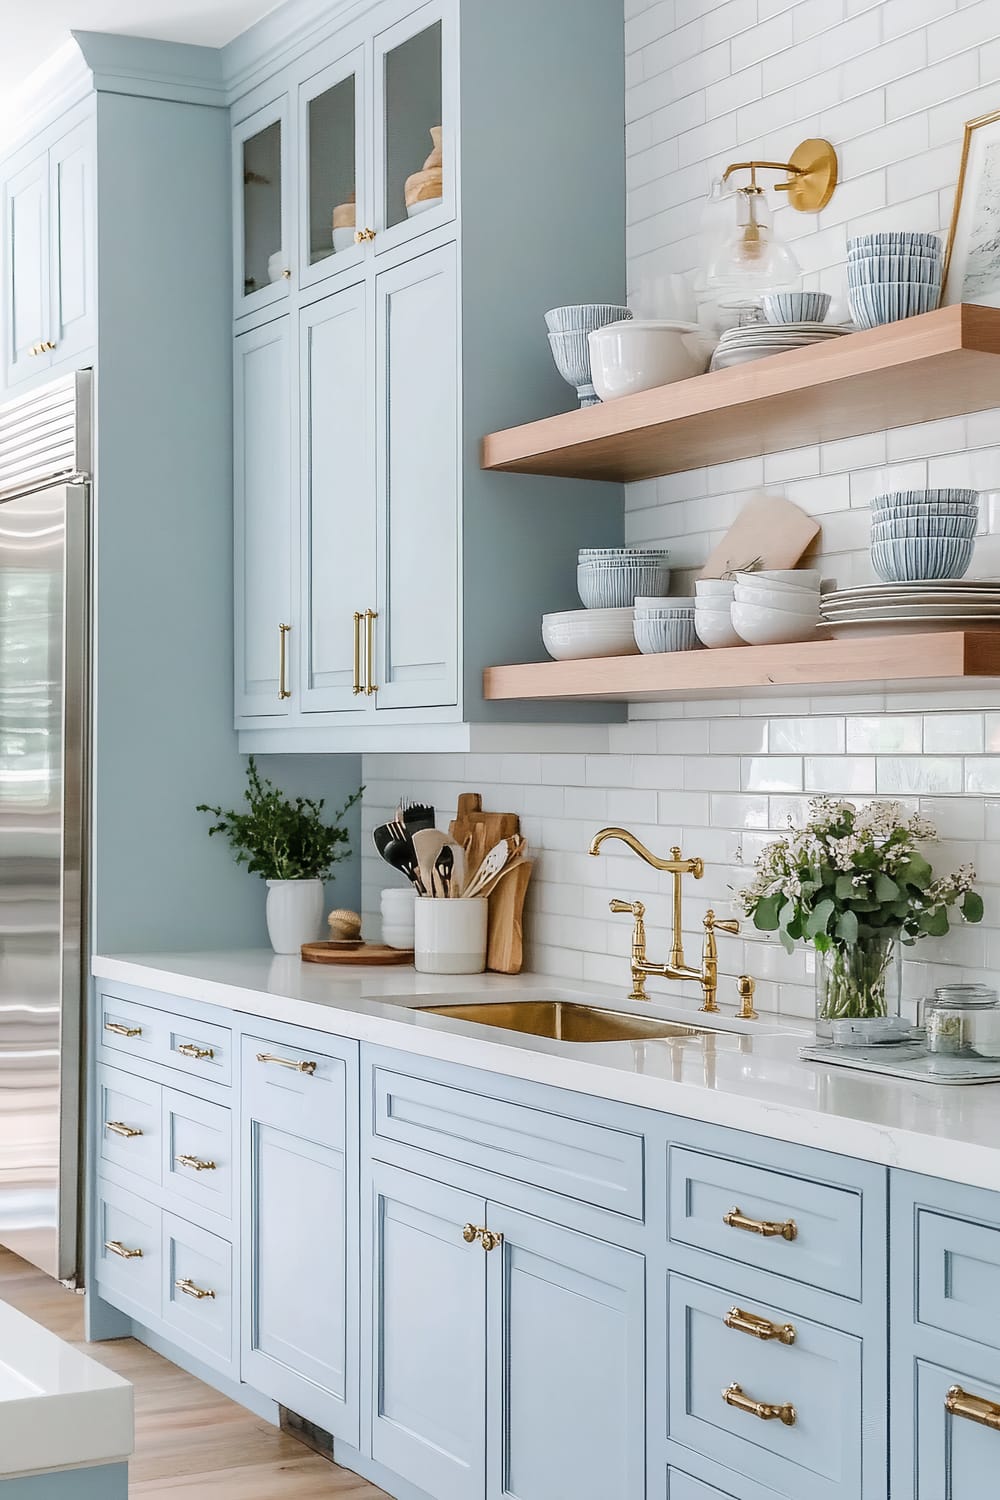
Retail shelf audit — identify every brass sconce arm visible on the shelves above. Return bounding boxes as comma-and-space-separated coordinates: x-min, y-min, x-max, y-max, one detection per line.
721, 138, 838, 213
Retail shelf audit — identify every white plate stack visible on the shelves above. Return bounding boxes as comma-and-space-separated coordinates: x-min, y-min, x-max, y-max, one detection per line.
709, 321, 851, 372
820, 581, 1000, 637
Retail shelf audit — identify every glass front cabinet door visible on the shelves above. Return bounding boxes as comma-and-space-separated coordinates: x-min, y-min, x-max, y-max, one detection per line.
235, 98, 291, 318
298, 47, 366, 290
372, 2, 454, 256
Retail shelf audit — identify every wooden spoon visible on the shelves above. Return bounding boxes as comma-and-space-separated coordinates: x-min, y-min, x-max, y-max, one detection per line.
412, 828, 449, 895
463, 836, 522, 900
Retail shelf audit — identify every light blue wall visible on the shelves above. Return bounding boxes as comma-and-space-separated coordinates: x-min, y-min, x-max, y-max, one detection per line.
90, 90, 362, 953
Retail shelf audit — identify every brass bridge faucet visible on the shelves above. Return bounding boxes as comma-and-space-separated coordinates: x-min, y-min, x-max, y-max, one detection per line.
588, 827, 758, 1019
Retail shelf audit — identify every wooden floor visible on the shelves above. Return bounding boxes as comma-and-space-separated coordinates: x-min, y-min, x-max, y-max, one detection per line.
0, 1248, 388, 1498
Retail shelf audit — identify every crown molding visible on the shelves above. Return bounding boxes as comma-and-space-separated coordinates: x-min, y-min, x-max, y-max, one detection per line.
221, 0, 375, 102
73, 32, 226, 107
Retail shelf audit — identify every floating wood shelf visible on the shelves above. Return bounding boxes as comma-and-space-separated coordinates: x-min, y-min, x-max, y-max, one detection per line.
481, 305, 1000, 483
483, 632, 1000, 703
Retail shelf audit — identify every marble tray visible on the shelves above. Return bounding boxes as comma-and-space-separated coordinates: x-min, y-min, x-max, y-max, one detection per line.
800, 1040, 1000, 1085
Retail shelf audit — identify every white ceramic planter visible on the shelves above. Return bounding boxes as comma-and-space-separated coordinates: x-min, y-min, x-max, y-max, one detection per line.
265, 879, 324, 954
414, 897, 488, 974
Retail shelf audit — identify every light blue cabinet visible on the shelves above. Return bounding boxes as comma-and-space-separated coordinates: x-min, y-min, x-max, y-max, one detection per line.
2, 112, 95, 390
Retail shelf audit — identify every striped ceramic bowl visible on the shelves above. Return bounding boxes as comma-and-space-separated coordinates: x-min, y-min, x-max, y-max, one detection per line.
848, 231, 942, 255
872, 516, 978, 541
849, 280, 941, 329
871, 535, 975, 582
872, 489, 978, 509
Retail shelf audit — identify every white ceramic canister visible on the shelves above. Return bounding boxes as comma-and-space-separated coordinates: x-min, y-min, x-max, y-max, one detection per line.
414, 897, 488, 974
265, 878, 324, 954
381, 886, 417, 949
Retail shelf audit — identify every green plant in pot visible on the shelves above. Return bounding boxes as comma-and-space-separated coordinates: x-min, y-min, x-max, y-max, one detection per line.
198, 758, 363, 954
737, 798, 983, 1037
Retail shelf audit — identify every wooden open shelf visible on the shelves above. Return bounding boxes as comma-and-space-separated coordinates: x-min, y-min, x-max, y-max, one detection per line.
481, 305, 1000, 483
483, 632, 1000, 703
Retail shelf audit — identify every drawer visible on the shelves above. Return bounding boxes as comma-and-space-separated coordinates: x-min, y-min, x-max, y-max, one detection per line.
163, 1089, 232, 1221
243, 1035, 346, 1150
914, 1357, 1000, 1500
917, 1209, 1000, 1350
95, 1181, 161, 1320
162, 1212, 234, 1373
98, 1067, 160, 1186
163, 1014, 232, 1087
99, 992, 163, 1068
667, 1472, 737, 1500
668, 1146, 862, 1300
667, 1273, 861, 1500
373, 1067, 644, 1219
99, 988, 232, 1087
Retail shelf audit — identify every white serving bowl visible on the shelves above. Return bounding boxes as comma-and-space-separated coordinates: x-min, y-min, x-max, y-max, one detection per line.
588, 319, 706, 401
742, 568, 823, 588
695, 579, 736, 599
634, 595, 696, 612
733, 583, 821, 613
695, 608, 743, 649
734, 576, 821, 601
542, 607, 638, 660
731, 600, 821, 645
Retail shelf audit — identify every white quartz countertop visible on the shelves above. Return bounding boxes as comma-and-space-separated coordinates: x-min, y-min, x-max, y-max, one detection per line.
0, 1300, 132, 1479
93, 950, 1000, 1193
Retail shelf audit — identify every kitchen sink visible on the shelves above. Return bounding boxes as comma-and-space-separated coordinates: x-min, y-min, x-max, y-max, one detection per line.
416, 999, 716, 1043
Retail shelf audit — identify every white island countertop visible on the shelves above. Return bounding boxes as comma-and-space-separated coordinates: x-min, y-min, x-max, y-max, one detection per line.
0, 1299, 132, 1480
93, 950, 1000, 1193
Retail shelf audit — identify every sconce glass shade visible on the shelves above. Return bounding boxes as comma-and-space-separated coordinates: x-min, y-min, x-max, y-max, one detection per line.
705, 186, 801, 291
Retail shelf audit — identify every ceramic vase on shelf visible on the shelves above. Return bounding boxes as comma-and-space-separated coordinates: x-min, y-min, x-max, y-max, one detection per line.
332, 189, 356, 252
405, 126, 443, 218
265, 878, 324, 954
815, 936, 900, 1039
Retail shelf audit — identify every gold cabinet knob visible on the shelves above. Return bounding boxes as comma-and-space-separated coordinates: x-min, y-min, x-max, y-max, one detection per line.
462, 1223, 479, 1243
281, 268, 291, 279
479, 1229, 503, 1253
354, 227, 376, 244
42, 339, 57, 351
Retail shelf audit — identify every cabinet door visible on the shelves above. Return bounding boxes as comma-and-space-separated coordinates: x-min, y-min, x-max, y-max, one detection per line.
234, 319, 294, 718
49, 118, 95, 369
913, 1360, 1000, 1499
299, 285, 375, 714
298, 44, 367, 291
370, 1162, 486, 1500
3, 151, 50, 387
486, 1205, 646, 1500
374, 241, 459, 711
234, 96, 292, 320
372, 0, 456, 257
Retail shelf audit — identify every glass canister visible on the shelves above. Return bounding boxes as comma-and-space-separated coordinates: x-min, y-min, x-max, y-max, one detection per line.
925, 985, 1000, 1058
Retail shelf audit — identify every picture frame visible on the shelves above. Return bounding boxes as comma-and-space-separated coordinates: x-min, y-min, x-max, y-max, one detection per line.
943, 106, 1000, 306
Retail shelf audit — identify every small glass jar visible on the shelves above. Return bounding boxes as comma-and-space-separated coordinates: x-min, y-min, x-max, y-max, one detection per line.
925, 986, 1000, 1058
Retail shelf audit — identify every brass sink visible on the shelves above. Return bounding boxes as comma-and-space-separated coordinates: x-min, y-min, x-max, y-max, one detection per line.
417, 999, 712, 1043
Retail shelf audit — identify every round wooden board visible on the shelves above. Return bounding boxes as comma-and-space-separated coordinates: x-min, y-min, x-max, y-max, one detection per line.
301, 942, 414, 965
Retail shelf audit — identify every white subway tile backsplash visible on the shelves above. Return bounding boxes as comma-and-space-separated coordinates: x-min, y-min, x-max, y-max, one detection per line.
805, 756, 877, 792
876, 757, 964, 793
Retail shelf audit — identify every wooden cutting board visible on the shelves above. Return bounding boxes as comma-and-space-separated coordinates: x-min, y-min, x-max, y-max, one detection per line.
697, 493, 820, 580
487, 859, 534, 974
301, 943, 413, 965
449, 793, 521, 881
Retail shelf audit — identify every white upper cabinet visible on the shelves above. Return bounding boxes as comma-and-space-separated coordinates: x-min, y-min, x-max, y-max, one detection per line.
234, 97, 291, 320
2, 112, 95, 391
298, 45, 367, 292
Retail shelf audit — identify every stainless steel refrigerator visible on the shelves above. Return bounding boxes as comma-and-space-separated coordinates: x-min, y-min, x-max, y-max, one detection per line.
0, 371, 91, 1282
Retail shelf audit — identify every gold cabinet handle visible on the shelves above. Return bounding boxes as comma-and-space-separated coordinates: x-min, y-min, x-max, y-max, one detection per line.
175, 1153, 217, 1172
354, 227, 376, 243
723, 1382, 796, 1427
278, 622, 292, 700
480, 1229, 503, 1252
42, 339, 57, 351
723, 1206, 798, 1242
104, 1021, 142, 1038
175, 1277, 215, 1301
105, 1121, 143, 1139
353, 611, 364, 695
946, 1385, 1000, 1433
364, 609, 378, 695
725, 1306, 796, 1345
105, 1240, 143, 1260
462, 1223, 480, 1243
256, 1051, 317, 1075
177, 1043, 214, 1060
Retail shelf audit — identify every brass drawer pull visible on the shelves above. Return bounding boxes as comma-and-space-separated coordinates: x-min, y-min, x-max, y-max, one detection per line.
176, 1154, 217, 1172
723, 1382, 796, 1427
364, 609, 378, 695
461, 1224, 503, 1251
105, 1121, 143, 1139
725, 1306, 796, 1345
278, 622, 292, 700
105, 1021, 142, 1038
946, 1385, 1000, 1433
723, 1206, 798, 1241
105, 1239, 142, 1260
256, 1051, 317, 1075
177, 1043, 214, 1060
175, 1277, 215, 1301
353, 611, 364, 695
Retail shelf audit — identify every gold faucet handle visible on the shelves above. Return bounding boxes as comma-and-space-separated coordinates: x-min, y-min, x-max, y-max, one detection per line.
704, 909, 740, 936
736, 975, 758, 1021
610, 898, 645, 918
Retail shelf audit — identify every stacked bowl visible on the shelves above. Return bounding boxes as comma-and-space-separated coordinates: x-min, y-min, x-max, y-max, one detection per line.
545, 304, 631, 407
731, 570, 823, 645
577, 547, 671, 608
870, 488, 979, 583
847, 232, 942, 329
632, 596, 701, 654
694, 579, 741, 649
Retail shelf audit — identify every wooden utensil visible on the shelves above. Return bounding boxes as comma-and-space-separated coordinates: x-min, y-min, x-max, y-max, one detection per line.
487, 859, 534, 974
412, 828, 449, 894
698, 493, 820, 581
463, 837, 521, 899
445, 841, 467, 897
449, 794, 521, 882
472, 853, 529, 901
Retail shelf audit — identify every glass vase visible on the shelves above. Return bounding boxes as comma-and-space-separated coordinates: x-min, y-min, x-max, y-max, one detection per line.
814, 936, 900, 1039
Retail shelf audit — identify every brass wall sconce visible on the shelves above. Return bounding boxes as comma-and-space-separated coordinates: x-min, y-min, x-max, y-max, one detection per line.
706, 138, 838, 291
721, 137, 839, 214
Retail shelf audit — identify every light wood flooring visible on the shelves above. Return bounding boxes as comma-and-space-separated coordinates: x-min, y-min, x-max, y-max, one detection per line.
0, 1248, 389, 1498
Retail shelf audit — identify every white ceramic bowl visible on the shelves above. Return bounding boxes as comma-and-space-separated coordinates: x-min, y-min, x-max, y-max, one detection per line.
633, 615, 701, 653
267, 250, 287, 283
695, 579, 736, 599
588, 319, 706, 401
332, 227, 356, 253
578, 560, 671, 608
733, 583, 821, 614
694, 608, 743, 649
542, 607, 638, 660
741, 568, 823, 588
731, 600, 821, 645
634, 595, 696, 612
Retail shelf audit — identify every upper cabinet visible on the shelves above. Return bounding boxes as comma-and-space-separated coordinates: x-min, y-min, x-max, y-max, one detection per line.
2, 110, 95, 390
230, 0, 627, 751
